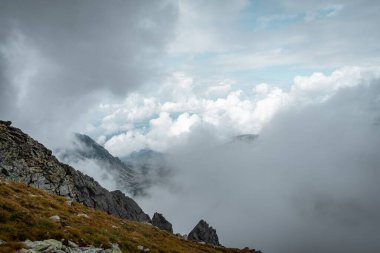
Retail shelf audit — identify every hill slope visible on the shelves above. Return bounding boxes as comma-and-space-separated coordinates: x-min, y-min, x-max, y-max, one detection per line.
0, 121, 149, 222
0, 179, 259, 253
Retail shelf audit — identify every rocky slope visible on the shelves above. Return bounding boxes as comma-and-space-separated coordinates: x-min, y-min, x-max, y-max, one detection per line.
0, 120, 150, 222
0, 179, 261, 253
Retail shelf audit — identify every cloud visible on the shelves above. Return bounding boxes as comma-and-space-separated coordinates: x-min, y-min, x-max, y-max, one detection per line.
205, 83, 232, 97
137, 74, 380, 253
93, 67, 379, 158
166, 0, 380, 86
0, 0, 178, 147
168, 0, 249, 54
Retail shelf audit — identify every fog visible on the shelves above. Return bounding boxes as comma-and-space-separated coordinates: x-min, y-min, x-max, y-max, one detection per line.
137, 81, 380, 253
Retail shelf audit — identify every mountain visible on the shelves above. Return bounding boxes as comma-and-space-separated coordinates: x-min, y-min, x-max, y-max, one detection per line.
56, 133, 138, 195
233, 134, 258, 143
0, 120, 262, 252
0, 120, 150, 222
57, 134, 172, 197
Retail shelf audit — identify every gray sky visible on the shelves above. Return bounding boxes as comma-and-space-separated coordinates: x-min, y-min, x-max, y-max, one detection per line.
0, 0, 177, 145
1, 1, 380, 252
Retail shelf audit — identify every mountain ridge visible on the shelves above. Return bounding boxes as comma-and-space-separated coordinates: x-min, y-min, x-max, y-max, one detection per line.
0, 120, 150, 222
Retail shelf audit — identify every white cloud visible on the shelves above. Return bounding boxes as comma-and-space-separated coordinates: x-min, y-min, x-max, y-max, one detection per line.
138, 78, 380, 253
206, 83, 232, 97
95, 66, 380, 157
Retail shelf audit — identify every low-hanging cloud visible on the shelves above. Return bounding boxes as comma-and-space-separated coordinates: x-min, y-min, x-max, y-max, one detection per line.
0, 0, 178, 147
136, 76, 380, 253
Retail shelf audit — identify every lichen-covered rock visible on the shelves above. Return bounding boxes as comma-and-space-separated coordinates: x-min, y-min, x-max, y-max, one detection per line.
152, 212, 173, 233
0, 121, 150, 223
188, 219, 220, 246
21, 239, 123, 253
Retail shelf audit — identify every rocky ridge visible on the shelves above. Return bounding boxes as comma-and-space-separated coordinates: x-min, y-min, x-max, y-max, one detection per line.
188, 220, 221, 246
58, 134, 172, 197
0, 120, 150, 222
152, 212, 173, 233
56, 133, 137, 194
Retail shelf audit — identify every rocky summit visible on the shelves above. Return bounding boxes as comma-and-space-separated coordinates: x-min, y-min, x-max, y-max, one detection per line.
188, 219, 221, 246
0, 120, 150, 222
152, 212, 173, 233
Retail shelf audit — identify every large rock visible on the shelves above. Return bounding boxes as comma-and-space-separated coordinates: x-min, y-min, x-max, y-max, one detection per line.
22, 239, 122, 253
152, 212, 173, 233
0, 121, 150, 223
188, 219, 220, 246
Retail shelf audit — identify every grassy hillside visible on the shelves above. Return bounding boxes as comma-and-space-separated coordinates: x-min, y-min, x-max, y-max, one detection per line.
0, 179, 258, 253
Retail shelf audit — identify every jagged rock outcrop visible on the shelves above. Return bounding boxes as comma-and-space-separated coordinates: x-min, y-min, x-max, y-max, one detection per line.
0, 120, 150, 222
152, 212, 173, 233
188, 219, 220, 246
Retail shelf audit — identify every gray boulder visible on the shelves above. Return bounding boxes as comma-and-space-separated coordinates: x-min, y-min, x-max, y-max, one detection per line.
152, 212, 173, 233
188, 219, 220, 246
22, 239, 123, 253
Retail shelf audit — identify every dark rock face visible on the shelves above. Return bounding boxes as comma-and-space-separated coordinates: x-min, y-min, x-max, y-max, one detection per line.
188, 220, 220, 246
152, 212, 173, 233
0, 121, 150, 223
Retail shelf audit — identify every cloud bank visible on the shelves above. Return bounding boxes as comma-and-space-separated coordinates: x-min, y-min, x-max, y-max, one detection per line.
136, 70, 380, 253
89, 67, 380, 158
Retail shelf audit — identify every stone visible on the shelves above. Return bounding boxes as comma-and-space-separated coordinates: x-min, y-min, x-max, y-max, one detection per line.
143, 248, 150, 252
68, 240, 79, 248
77, 213, 90, 218
33, 239, 63, 251
0, 120, 12, 126
49, 215, 61, 222
24, 240, 34, 248
188, 219, 221, 246
151, 212, 173, 233
22, 239, 123, 253
110, 243, 122, 253
137, 245, 144, 251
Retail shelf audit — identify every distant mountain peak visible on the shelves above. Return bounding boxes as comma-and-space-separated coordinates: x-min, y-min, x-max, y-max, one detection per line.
233, 134, 258, 143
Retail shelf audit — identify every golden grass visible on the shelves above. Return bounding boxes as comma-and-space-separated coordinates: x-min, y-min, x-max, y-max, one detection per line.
0, 179, 256, 253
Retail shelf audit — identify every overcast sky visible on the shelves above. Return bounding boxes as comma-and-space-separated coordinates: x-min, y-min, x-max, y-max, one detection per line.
1, 1, 380, 252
